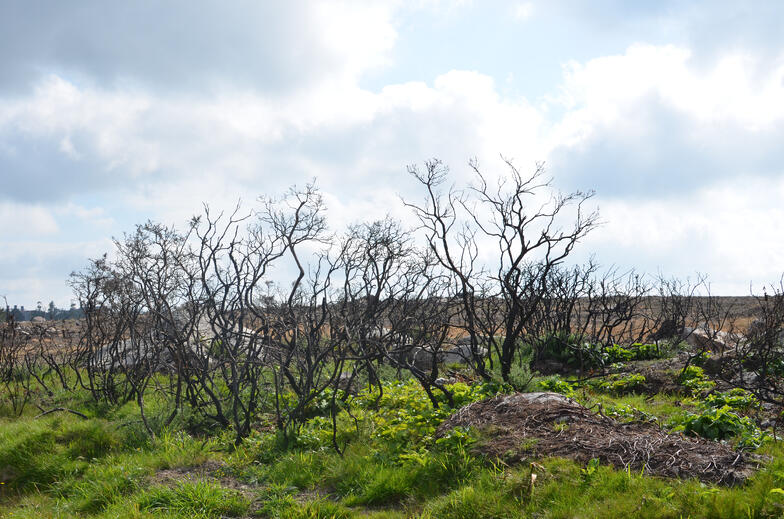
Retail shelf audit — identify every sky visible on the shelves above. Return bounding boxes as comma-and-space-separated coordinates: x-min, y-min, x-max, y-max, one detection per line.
1, 0, 783, 308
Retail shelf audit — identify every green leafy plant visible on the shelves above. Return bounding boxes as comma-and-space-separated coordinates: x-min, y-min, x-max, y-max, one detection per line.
672, 405, 767, 448
628, 342, 664, 361
537, 376, 576, 397
703, 388, 758, 411
581, 458, 601, 484
596, 373, 646, 395
677, 365, 715, 394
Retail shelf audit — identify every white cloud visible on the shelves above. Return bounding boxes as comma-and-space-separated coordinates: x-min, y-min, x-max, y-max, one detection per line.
581, 175, 784, 292
0, 202, 59, 237
0, 239, 112, 307
551, 44, 784, 147
3, 4, 784, 306
512, 2, 534, 21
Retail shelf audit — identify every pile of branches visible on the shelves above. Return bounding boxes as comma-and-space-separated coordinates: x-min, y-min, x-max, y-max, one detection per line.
437, 392, 762, 485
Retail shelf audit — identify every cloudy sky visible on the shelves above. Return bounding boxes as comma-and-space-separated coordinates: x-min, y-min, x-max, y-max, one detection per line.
1, 0, 783, 307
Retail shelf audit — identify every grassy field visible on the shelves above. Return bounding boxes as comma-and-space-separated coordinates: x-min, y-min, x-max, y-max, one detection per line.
2, 350, 784, 519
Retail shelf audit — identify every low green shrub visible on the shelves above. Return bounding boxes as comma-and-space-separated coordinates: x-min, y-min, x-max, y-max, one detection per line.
56, 460, 148, 513
0, 417, 125, 493
344, 464, 415, 506
532, 332, 601, 370
351, 380, 497, 459
254, 484, 299, 518
533, 333, 665, 373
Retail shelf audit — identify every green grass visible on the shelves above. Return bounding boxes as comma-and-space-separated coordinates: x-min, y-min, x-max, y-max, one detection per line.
4, 371, 784, 518
136, 480, 249, 517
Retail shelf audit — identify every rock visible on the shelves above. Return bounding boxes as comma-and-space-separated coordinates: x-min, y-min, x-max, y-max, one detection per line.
684, 328, 729, 352
31, 316, 46, 323
440, 342, 487, 365
455, 335, 493, 347
498, 391, 579, 407
407, 342, 488, 369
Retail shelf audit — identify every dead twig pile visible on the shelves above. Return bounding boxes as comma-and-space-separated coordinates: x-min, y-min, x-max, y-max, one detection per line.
437, 392, 763, 485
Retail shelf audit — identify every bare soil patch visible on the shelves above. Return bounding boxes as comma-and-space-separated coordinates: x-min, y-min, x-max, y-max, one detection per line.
437, 392, 763, 485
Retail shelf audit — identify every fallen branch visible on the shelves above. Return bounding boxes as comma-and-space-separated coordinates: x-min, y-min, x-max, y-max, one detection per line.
35, 407, 89, 420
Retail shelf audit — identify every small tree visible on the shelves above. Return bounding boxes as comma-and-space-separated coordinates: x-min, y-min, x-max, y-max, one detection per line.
406, 158, 599, 384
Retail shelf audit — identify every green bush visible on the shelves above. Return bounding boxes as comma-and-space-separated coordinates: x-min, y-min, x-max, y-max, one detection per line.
0, 417, 124, 493
629, 343, 663, 361
534, 334, 665, 373
533, 332, 602, 370
604, 344, 635, 363
253, 485, 301, 519
56, 460, 147, 513
344, 464, 415, 505
350, 380, 495, 459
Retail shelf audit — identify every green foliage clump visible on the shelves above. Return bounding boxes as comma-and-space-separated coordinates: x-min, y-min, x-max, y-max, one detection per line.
352, 380, 495, 459
703, 388, 759, 411
672, 405, 767, 448
286, 500, 354, 519
533, 332, 600, 370
596, 373, 647, 395
55, 459, 148, 513
534, 333, 665, 373
254, 485, 355, 519
677, 365, 715, 394
667, 387, 766, 448
609, 342, 663, 362
537, 376, 576, 397
419, 484, 518, 519
0, 416, 126, 493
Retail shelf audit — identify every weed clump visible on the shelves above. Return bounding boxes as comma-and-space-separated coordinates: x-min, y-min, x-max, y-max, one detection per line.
137, 481, 249, 517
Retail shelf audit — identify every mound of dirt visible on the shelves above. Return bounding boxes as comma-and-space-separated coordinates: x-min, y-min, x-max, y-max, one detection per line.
437, 392, 763, 485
